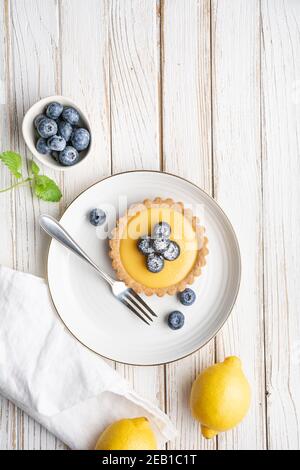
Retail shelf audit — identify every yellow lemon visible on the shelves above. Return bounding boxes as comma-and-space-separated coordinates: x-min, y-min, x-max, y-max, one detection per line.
190, 356, 251, 439
95, 417, 157, 450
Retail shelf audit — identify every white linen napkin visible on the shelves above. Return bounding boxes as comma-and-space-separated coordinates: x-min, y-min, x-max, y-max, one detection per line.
0, 265, 176, 449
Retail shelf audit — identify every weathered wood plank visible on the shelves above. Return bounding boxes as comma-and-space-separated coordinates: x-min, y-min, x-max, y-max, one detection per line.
162, 0, 215, 450
0, 0, 62, 449
109, 0, 165, 447
261, 0, 300, 450
212, 0, 266, 449
110, 0, 161, 172
60, 0, 111, 204
0, 2, 18, 449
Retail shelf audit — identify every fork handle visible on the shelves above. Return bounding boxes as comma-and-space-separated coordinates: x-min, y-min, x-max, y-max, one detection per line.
39, 214, 114, 286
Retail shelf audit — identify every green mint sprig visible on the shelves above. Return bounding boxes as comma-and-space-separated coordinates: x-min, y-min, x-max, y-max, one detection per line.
0, 151, 62, 202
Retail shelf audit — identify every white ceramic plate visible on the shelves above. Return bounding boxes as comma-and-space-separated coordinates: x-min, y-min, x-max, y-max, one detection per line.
47, 171, 241, 365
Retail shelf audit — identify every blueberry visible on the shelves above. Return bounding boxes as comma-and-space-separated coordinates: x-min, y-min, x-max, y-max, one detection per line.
57, 119, 73, 142
46, 102, 63, 120
152, 237, 170, 254
58, 146, 79, 166
47, 135, 66, 152
62, 107, 80, 126
37, 117, 58, 138
89, 208, 106, 227
137, 236, 155, 255
146, 253, 164, 273
163, 241, 180, 261
36, 137, 51, 155
71, 127, 90, 151
167, 311, 185, 330
179, 288, 196, 306
34, 114, 46, 129
153, 221, 171, 239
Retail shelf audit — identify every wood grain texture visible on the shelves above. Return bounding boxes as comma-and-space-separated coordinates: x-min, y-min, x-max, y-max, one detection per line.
109, 0, 165, 448
261, 0, 300, 450
0, 0, 14, 268
212, 0, 266, 449
162, 0, 215, 450
0, 3, 16, 448
0, 0, 63, 449
110, 0, 161, 172
60, 0, 111, 205
9, 0, 61, 277
1, 0, 300, 450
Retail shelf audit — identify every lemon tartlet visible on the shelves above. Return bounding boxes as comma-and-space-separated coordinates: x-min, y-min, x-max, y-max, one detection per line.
109, 197, 208, 296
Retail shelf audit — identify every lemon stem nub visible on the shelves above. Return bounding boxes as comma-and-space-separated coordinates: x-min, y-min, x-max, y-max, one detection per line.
201, 425, 218, 439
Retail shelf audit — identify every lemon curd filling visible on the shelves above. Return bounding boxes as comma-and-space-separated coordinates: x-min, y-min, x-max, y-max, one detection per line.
119, 207, 198, 289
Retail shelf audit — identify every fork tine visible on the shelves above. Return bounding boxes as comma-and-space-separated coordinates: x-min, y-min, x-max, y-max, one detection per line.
119, 295, 151, 325
123, 291, 153, 322
128, 289, 158, 317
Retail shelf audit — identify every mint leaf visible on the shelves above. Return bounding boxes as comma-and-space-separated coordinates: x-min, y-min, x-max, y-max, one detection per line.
0, 151, 23, 179
0, 150, 62, 203
33, 175, 62, 202
30, 160, 40, 176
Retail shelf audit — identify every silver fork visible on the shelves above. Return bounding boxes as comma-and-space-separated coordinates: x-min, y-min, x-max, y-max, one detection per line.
39, 214, 157, 325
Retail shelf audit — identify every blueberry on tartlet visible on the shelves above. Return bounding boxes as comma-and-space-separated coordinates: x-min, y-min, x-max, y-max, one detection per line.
146, 253, 164, 273
163, 241, 180, 261
152, 237, 170, 254
153, 221, 171, 239
137, 236, 155, 255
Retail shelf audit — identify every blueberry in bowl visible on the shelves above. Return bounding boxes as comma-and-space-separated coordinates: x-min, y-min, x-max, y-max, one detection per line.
71, 128, 90, 151
47, 135, 66, 152
57, 120, 73, 142
34, 114, 46, 129
58, 146, 80, 166
62, 107, 80, 126
46, 102, 63, 120
37, 117, 58, 139
22, 95, 92, 171
36, 137, 51, 155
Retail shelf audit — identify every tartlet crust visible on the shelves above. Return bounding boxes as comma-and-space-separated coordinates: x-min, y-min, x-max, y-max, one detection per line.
109, 197, 209, 297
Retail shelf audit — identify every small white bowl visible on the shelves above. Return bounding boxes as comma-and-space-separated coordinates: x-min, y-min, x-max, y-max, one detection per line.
22, 95, 92, 171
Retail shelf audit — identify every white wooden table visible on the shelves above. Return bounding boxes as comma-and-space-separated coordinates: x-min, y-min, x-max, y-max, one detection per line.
1, 0, 300, 450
